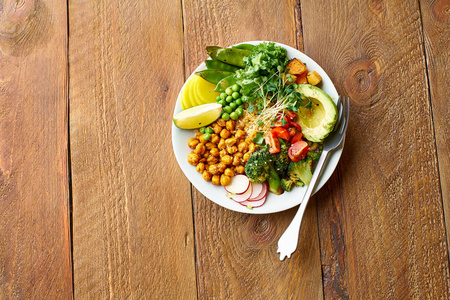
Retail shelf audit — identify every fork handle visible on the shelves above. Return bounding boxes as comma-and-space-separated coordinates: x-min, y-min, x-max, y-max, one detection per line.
278, 150, 330, 251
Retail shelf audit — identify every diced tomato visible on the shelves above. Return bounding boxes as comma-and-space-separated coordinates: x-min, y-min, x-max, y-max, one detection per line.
271, 127, 290, 141
266, 132, 281, 154
288, 140, 309, 162
285, 110, 297, 121
289, 121, 302, 132
290, 133, 303, 144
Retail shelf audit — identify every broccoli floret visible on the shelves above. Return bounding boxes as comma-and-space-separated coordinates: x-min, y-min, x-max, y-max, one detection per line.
287, 158, 313, 187
273, 139, 290, 177
245, 146, 284, 195
281, 178, 295, 192
244, 147, 271, 183
281, 158, 314, 192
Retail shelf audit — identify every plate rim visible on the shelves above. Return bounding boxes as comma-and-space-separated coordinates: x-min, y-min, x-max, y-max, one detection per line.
171, 40, 343, 214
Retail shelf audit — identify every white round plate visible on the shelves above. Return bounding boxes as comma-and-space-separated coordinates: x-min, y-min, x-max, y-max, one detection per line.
172, 41, 343, 214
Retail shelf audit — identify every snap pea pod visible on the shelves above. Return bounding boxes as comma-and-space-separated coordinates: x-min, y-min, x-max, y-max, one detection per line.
214, 75, 238, 93
206, 46, 251, 68
232, 43, 256, 51
195, 70, 234, 85
205, 59, 241, 72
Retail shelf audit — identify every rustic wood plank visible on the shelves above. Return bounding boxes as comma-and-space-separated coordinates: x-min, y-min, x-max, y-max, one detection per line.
300, 0, 450, 298
0, 0, 72, 298
68, 0, 197, 298
419, 0, 450, 249
182, 1, 323, 298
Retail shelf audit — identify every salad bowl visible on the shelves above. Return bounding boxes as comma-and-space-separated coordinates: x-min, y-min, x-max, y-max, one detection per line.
172, 41, 343, 214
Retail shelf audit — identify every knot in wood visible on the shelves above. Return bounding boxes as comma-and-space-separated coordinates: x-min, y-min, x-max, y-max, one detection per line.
0, 0, 51, 56
369, 0, 386, 16
432, 0, 450, 23
246, 216, 275, 249
344, 59, 378, 102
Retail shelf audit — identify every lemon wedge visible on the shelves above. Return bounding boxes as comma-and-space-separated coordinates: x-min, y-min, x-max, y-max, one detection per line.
173, 103, 222, 129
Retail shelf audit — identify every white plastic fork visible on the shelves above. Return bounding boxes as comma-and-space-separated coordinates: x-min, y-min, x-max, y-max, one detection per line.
277, 96, 350, 261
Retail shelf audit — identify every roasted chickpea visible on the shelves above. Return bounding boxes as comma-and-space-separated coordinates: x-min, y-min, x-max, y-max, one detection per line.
238, 141, 248, 153
208, 164, 221, 175
211, 175, 221, 185
220, 174, 231, 186
187, 152, 200, 166
199, 157, 206, 163
198, 134, 207, 144
188, 138, 200, 149
232, 156, 240, 166
235, 152, 244, 158
210, 148, 219, 157
224, 168, 235, 177
221, 155, 233, 165
248, 142, 256, 153
227, 145, 238, 155
205, 142, 215, 150
207, 156, 219, 165
217, 119, 226, 127
210, 134, 220, 144
203, 150, 210, 158
225, 120, 235, 131
235, 129, 246, 140
218, 139, 226, 150
236, 165, 245, 174
219, 149, 228, 157
194, 143, 206, 155
202, 170, 212, 181
220, 129, 231, 139
225, 137, 237, 147
212, 123, 222, 134
243, 152, 252, 162
196, 162, 205, 173
217, 162, 227, 173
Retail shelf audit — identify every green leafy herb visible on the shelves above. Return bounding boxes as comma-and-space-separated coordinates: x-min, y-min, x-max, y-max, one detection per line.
253, 132, 265, 145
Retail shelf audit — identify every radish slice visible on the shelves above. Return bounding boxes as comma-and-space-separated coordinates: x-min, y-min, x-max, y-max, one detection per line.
248, 182, 267, 201
229, 184, 252, 202
248, 182, 264, 200
241, 195, 267, 208
224, 175, 250, 195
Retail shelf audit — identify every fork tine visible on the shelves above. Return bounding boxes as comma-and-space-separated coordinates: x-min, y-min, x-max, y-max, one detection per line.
334, 96, 342, 131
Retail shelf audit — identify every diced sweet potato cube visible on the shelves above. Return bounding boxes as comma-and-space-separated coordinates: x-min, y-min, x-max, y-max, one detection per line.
296, 72, 307, 84
307, 70, 322, 85
286, 58, 307, 75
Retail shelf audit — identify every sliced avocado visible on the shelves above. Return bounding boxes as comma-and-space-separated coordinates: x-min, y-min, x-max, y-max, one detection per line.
295, 84, 338, 142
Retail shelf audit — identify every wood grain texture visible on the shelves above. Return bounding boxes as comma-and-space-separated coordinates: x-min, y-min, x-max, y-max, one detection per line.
68, 0, 197, 298
183, 0, 323, 298
0, 0, 72, 298
419, 0, 450, 248
301, 0, 450, 298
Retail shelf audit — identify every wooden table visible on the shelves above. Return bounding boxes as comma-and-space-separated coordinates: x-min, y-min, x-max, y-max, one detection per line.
1, 0, 449, 298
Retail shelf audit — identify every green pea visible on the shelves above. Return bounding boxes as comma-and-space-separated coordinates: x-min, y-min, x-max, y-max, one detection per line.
230, 112, 238, 120
231, 84, 240, 92
220, 92, 227, 99
236, 107, 244, 116
206, 127, 213, 134
199, 127, 206, 134
203, 133, 211, 141
224, 106, 233, 114
218, 100, 227, 106
226, 96, 233, 103
238, 105, 244, 110
221, 112, 230, 121
235, 99, 242, 105
232, 92, 240, 99
216, 96, 221, 102
225, 87, 233, 95
230, 102, 237, 110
